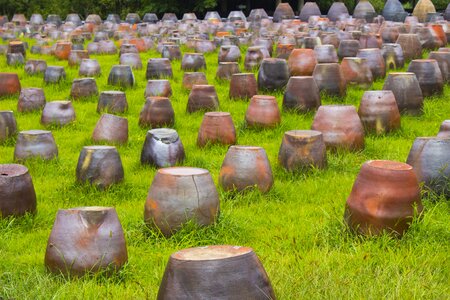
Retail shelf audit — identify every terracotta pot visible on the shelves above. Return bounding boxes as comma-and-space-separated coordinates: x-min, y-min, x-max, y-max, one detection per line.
92, 114, 128, 144
218, 45, 241, 63
312, 63, 346, 97
428, 51, 450, 82
229, 73, 257, 100
299, 2, 321, 22
340, 57, 374, 88
181, 53, 206, 71
119, 53, 142, 70
396, 34, 422, 61
244, 46, 266, 71
182, 72, 208, 89
18, 88, 46, 112
414, 27, 439, 50
79, 59, 101, 77
245, 95, 281, 128
287, 49, 317, 77
108, 65, 135, 87
0, 73, 21, 97
25, 60, 47, 75
70, 78, 98, 99
97, 91, 128, 114
437, 120, 450, 137
41, 101, 76, 126
338, 40, 361, 59
412, 0, 436, 23
139, 97, 175, 128
283, 76, 321, 112
381, 26, 401, 44
314, 45, 338, 63
161, 44, 182, 61
273, 3, 295, 22
141, 128, 184, 167
145, 80, 172, 98
146, 58, 173, 79
54, 41, 72, 60
345, 160, 423, 236
257, 58, 289, 91
6, 53, 25, 66
353, 0, 377, 22
358, 91, 401, 135
197, 112, 236, 147
44, 66, 66, 84
8, 41, 26, 57
76, 146, 124, 188
68, 50, 89, 66
381, 43, 405, 70
0, 111, 17, 142
14, 130, 58, 161
216, 62, 240, 80
407, 59, 443, 97
278, 130, 327, 172
327, 2, 349, 21
187, 85, 219, 113
276, 43, 294, 60
219, 145, 273, 193
45, 206, 127, 276
0, 164, 36, 217
311, 105, 365, 151
383, 0, 408, 22
428, 24, 447, 47
382, 72, 423, 115
356, 49, 386, 80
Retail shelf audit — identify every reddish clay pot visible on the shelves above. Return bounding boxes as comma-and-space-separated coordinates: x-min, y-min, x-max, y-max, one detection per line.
407, 59, 444, 97
345, 160, 423, 236
276, 43, 294, 60
8, 41, 26, 57
0, 164, 36, 217
314, 45, 338, 63
181, 53, 206, 71
437, 120, 450, 137
283, 76, 321, 112
381, 43, 405, 70
79, 59, 101, 77
45, 206, 127, 276
139, 97, 175, 128
92, 114, 128, 144
146, 58, 173, 79
44, 66, 66, 84
358, 91, 401, 135
338, 40, 361, 59
219, 145, 273, 193
25, 60, 47, 75
97, 91, 128, 114
383, 72, 423, 115
216, 62, 240, 80
257, 58, 289, 91
341, 57, 374, 88
245, 95, 280, 128
229, 73, 257, 100
41, 101, 76, 126
413, 27, 439, 51
140, 129, 184, 167
244, 46, 266, 71
18, 88, 46, 112
157, 245, 275, 299
14, 130, 58, 161
182, 72, 208, 90
357, 49, 386, 80
428, 51, 450, 82
197, 112, 236, 147
273, 2, 295, 22
187, 85, 219, 113
68, 50, 89, 66
119, 53, 142, 70
76, 146, 124, 188
312, 63, 346, 97
54, 41, 72, 60
145, 80, 172, 98
428, 24, 447, 47
108, 65, 135, 87
396, 34, 422, 61
311, 105, 365, 151
278, 130, 327, 172
0, 111, 17, 142
0, 73, 21, 97
70, 78, 98, 99
218, 45, 241, 63
287, 49, 317, 77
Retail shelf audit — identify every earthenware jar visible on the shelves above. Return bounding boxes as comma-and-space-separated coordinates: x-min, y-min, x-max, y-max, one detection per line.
396, 34, 422, 61
146, 58, 173, 79
54, 41, 72, 60
407, 59, 443, 97
381, 43, 405, 70
358, 91, 401, 135
25, 60, 47, 75
345, 160, 423, 236
312, 63, 346, 97
245, 95, 281, 128
287, 49, 317, 77
219, 146, 273, 193
143, 13, 158, 23
41, 101, 76, 126
161, 44, 181, 61
383, 0, 408, 22
327, 2, 349, 21
311, 105, 364, 151
187, 85, 219, 113
108, 65, 135, 87
273, 3, 295, 22
216, 62, 240, 80
45, 206, 127, 276
17, 88, 45, 113
76, 146, 124, 188
8, 41, 26, 57
314, 45, 338, 63
42, 46, 55, 56
381, 26, 401, 44
144, 80, 172, 98
229, 73, 257, 100
338, 40, 361, 59
97, 91, 128, 114
244, 46, 266, 71
66, 13, 82, 26
182, 72, 208, 89
218, 45, 241, 63
6, 53, 25, 66
0, 164, 36, 217
275, 43, 294, 60
357, 49, 386, 80
140, 129, 184, 167
139, 97, 175, 128
181, 53, 206, 71
70, 78, 98, 99
47, 14, 62, 26
340, 58, 374, 89
120, 44, 138, 56
0, 111, 17, 142
428, 51, 450, 82
14, 130, 58, 161
92, 114, 128, 144
412, 0, 436, 22
353, 0, 376, 22
0, 73, 21, 97
437, 120, 450, 137
413, 27, 438, 50
257, 58, 289, 91
119, 53, 142, 69
278, 130, 327, 172
383, 73, 422, 115
68, 50, 89, 66
299, 2, 321, 22
428, 24, 447, 47
79, 59, 101, 77
197, 112, 236, 147
44, 66, 66, 84
283, 76, 321, 112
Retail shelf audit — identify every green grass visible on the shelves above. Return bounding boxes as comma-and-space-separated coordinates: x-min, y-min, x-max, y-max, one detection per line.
0, 40, 449, 299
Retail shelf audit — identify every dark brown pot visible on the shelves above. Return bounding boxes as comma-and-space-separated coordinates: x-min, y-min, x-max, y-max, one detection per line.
273, 2, 295, 22
358, 91, 401, 135
44, 66, 66, 84
139, 97, 175, 128
18, 88, 46, 112
182, 72, 208, 90
0, 164, 36, 217
219, 145, 273, 193
25, 60, 47, 75
92, 114, 128, 144
245, 95, 280, 128
41, 101, 76, 126
119, 53, 143, 70
257, 58, 290, 91
216, 62, 240, 80
68, 50, 89, 66
383, 72, 423, 115
283, 76, 321, 112
8, 41, 26, 57
45, 206, 127, 276
381, 43, 405, 70
97, 91, 128, 114
161, 43, 182, 61
357, 48, 386, 80
187, 85, 219, 113
218, 45, 241, 63
197, 112, 236, 147
140, 128, 184, 167
287, 49, 317, 77
70, 78, 98, 99
396, 34, 422, 61
181, 53, 206, 71
146, 58, 173, 79
244, 46, 267, 71
278, 130, 327, 172
79, 59, 101, 77
229, 73, 257, 100
311, 105, 365, 151
0, 73, 21, 97
157, 245, 275, 299
338, 40, 361, 59
76, 145, 124, 188
145, 80, 172, 98
0, 111, 17, 142
14, 130, 58, 161
437, 120, 450, 138
341, 57, 373, 88
314, 45, 338, 63
108, 65, 135, 87
428, 51, 450, 83
407, 59, 444, 97
312, 63, 346, 97
345, 160, 423, 236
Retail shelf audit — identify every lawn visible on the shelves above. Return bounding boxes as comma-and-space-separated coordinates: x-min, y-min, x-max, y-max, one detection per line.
0, 39, 449, 299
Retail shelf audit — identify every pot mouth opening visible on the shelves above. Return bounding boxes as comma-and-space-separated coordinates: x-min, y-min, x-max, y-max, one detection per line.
367, 160, 412, 171
172, 245, 252, 261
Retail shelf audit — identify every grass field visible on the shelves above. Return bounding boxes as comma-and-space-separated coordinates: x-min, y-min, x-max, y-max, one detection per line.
0, 39, 449, 299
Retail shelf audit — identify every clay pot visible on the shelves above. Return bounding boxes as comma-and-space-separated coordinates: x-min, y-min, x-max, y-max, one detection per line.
187, 85, 219, 113
229, 73, 257, 100
312, 63, 346, 97
70, 78, 98, 99
356, 49, 386, 80
14, 130, 58, 161
85, 14, 102, 25
245, 95, 280, 128
76, 146, 124, 188
139, 97, 175, 128
428, 51, 450, 82
140, 129, 184, 167
340, 57, 373, 88
68, 50, 89, 66
257, 58, 289, 91
145, 80, 172, 98
92, 114, 128, 144
381, 43, 405, 70
396, 34, 422, 61
0, 111, 17, 142
314, 45, 338, 63
143, 13, 158, 23
79, 59, 101, 77
119, 53, 142, 70
383, 0, 408, 22
146, 58, 173, 79
216, 62, 240, 80
97, 91, 128, 114
18, 88, 46, 112
25, 60, 47, 75
287, 49, 317, 77
0, 73, 21, 97
0, 164, 37, 217
218, 45, 241, 63
413, 27, 439, 50
98, 40, 117, 55
275, 43, 294, 60
108, 65, 135, 87
161, 44, 181, 61
45, 206, 127, 276
338, 40, 361, 59
445, 4, 450, 21
381, 26, 401, 44
244, 47, 266, 71
54, 41, 72, 60
299, 2, 321, 22
181, 53, 206, 71
182, 72, 208, 89
197, 112, 236, 147
278, 130, 327, 172
345, 160, 423, 236
8, 41, 26, 57
383, 72, 423, 115
428, 24, 447, 47
283, 76, 321, 112
407, 59, 443, 97
412, 0, 436, 23
47, 14, 62, 26
311, 105, 364, 151
353, 0, 377, 22
273, 3, 295, 22
437, 120, 450, 137
219, 146, 273, 193
44, 66, 66, 84
120, 44, 138, 56
358, 91, 401, 135
6, 53, 25, 66
66, 13, 82, 26
327, 2, 350, 21
41, 101, 76, 126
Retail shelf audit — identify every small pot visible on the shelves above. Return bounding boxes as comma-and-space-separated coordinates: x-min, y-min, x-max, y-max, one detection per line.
6, 53, 25, 66
0, 73, 21, 97
257, 58, 290, 91
140, 128, 185, 167
25, 60, 47, 75
8, 41, 26, 57
161, 44, 182, 61
244, 46, 267, 71
79, 59, 101, 77
68, 50, 89, 66
119, 53, 143, 69
144, 80, 172, 98
107, 65, 135, 87
383, 72, 423, 115
70, 78, 98, 99
218, 45, 241, 63
407, 59, 444, 97
41, 101, 76, 126
357, 48, 386, 80
97, 91, 128, 114
287, 49, 317, 77
283, 76, 321, 112
181, 53, 207, 71
98, 40, 117, 55
338, 40, 361, 59
14, 130, 58, 161
146, 58, 173, 79
412, 0, 436, 22
396, 34, 422, 61
0, 111, 17, 142
54, 41, 72, 60
187, 85, 219, 113
139, 97, 175, 128
381, 43, 405, 70
197, 112, 236, 147
182, 72, 208, 89
245, 95, 280, 128
273, 2, 295, 22
44, 66, 66, 84
119, 44, 138, 56
216, 62, 240, 80
276, 43, 294, 59
340, 57, 373, 89
428, 51, 450, 83
327, 2, 349, 21
314, 45, 338, 63
17, 88, 46, 113
299, 2, 321, 21
312, 63, 346, 97
229, 73, 257, 100
92, 114, 128, 144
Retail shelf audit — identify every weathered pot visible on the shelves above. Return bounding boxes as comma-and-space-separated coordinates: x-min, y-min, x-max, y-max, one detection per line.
244, 46, 266, 71
229, 73, 257, 100
79, 59, 101, 77
45, 206, 127, 276
92, 114, 128, 144
356, 49, 386, 80
338, 40, 361, 59
161, 44, 181, 61
108, 65, 135, 87
66, 13, 82, 26
341, 57, 373, 88
381, 43, 405, 70
44, 66, 66, 84
182, 72, 208, 89
283, 76, 321, 112
413, 27, 439, 50
273, 3, 295, 22
245, 95, 280, 128
0, 164, 37, 217
25, 60, 47, 75
278, 130, 327, 172
14, 130, 58, 161
97, 91, 128, 114
216, 62, 240, 80
197, 112, 236, 147
0, 73, 21, 97
358, 91, 401, 135
145, 80, 172, 98
314, 45, 338, 63
187, 85, 219, 113
119, 53, 142, 69
54, 41, 72, 60
327, 2, 349, 21
218, 45, 241, 63
68, 50, 89, 67
428, 24, 447, 47
299, 2, 321, 22
181, 53, 206, 71
0, 111, 17, 142
381, 26, 401, 44
437, 120, 450, 137
98, 40, 117, 55
6, 53, 25, 66
8, 41, 26, 57
312, 63, 346, 97
287, 49, 317, 77
139, 97, 175, 128
41, 101, 76, 126
311, 105, 364, 151
428, 51, 450, 82
70, 78, 98, 99
47, 14, 62, 26
353, 0, 377, 22
257, 58, 289, 91
407, 59, 443, 97
120, 44, 138, 56
412, 0, 436, 22
146, 58, 173, 79
383, 0, 408, 22
276, 43, 294, 60
396, 34, 422, 61
140, 128, 184, 167
219, 145, 273, 193
345, 160, 423, 236
18, 88, 46, 112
